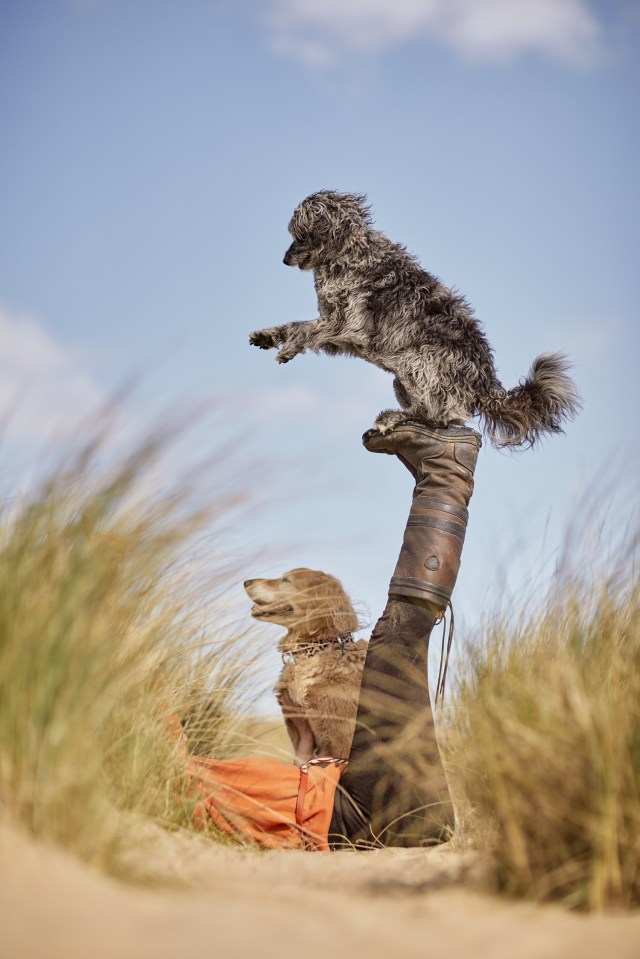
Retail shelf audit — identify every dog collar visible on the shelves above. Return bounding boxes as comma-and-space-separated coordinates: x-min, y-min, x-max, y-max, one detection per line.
282, 632, 356, 664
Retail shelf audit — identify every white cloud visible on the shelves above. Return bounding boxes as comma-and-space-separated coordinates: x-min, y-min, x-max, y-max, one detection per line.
265, 0, 601, 67
0, 304, 104, 445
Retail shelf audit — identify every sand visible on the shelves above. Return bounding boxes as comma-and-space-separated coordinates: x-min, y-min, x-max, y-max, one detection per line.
2, 825, 640, 959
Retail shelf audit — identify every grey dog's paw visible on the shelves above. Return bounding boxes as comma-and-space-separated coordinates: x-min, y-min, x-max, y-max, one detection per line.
374, 409, 406, 434
275, 349, 296, 364
374, 421, 395, 435
249, 328, 279, 349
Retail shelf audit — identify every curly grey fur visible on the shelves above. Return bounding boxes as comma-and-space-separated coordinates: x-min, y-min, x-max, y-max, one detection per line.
250, 190, 581, 447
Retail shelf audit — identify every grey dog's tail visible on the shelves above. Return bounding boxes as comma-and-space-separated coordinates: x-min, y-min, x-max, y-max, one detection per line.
478, 352, 582, 448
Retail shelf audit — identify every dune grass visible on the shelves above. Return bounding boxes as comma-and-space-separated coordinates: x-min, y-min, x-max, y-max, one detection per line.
4, 409, 639, 910
449, 525, 640, 910
0, 421, 267, 875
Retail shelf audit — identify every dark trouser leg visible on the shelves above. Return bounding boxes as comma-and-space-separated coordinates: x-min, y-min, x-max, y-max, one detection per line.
329, 598, 451, 846
329, 423, 481, 848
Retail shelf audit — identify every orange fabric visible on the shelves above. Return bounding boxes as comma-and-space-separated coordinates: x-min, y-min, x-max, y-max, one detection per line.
166, 713, 342, 850
187, 755, 343, 850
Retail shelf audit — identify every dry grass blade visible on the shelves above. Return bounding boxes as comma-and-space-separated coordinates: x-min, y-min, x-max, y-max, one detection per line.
448, 515, 640, 910
0, 414, 267, 877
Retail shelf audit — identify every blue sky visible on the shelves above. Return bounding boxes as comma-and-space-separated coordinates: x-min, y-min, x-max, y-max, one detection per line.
1, 1, 639, 669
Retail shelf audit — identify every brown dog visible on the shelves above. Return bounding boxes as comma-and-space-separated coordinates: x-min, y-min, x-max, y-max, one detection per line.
244, 568, 366, 765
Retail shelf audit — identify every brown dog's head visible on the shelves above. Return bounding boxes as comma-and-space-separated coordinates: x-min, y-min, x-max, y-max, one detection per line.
283, 190, 372, 271
244, 567, 358, 639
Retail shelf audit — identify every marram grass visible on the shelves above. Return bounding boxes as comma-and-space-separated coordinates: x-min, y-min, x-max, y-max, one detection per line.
5, 417, 639, 910
449, 532, 640, 910
0, 424, 264, 875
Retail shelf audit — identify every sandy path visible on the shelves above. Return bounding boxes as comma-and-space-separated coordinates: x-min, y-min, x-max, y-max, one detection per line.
2, 826, 640, 959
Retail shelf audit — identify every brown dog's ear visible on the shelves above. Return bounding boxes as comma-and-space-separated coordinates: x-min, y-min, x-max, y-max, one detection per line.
304, 576, 358, 637
332, 601, 359, 635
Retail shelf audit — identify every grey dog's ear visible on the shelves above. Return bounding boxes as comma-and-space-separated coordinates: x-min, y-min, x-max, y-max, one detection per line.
344, 192, 372, 223
296, 190, 371, 233
314, 190, 370, 217
301, 197, 337, 237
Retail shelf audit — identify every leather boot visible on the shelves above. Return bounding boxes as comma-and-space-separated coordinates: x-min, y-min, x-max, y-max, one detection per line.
364, 422, 481, 618
329, 421, 480, 848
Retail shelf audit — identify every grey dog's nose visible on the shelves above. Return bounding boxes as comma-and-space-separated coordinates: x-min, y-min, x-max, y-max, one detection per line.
283, 240, 299, 266
244, 579, 254, 588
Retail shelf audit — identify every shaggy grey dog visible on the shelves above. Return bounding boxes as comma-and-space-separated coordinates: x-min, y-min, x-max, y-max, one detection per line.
250, 191, 581, 447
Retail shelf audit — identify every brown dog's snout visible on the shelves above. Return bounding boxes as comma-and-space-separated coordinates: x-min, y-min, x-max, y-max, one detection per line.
244, 579, 254, 588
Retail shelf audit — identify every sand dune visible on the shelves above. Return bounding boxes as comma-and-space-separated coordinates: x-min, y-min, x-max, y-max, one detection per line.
2, 826, 640, 959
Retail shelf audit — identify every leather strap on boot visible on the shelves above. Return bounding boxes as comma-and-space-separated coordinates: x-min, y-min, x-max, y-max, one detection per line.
364, 422, 481, 618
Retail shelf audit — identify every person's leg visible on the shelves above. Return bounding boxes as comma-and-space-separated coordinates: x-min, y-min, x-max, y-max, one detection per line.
330, 597, 447, 846
330, 422, 481, 848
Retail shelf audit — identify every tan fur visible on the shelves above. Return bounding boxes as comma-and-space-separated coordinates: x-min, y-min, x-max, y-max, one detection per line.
244, 568, 366, 762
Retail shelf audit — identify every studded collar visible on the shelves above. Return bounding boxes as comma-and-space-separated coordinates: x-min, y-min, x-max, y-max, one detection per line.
282, 632, 356, 664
